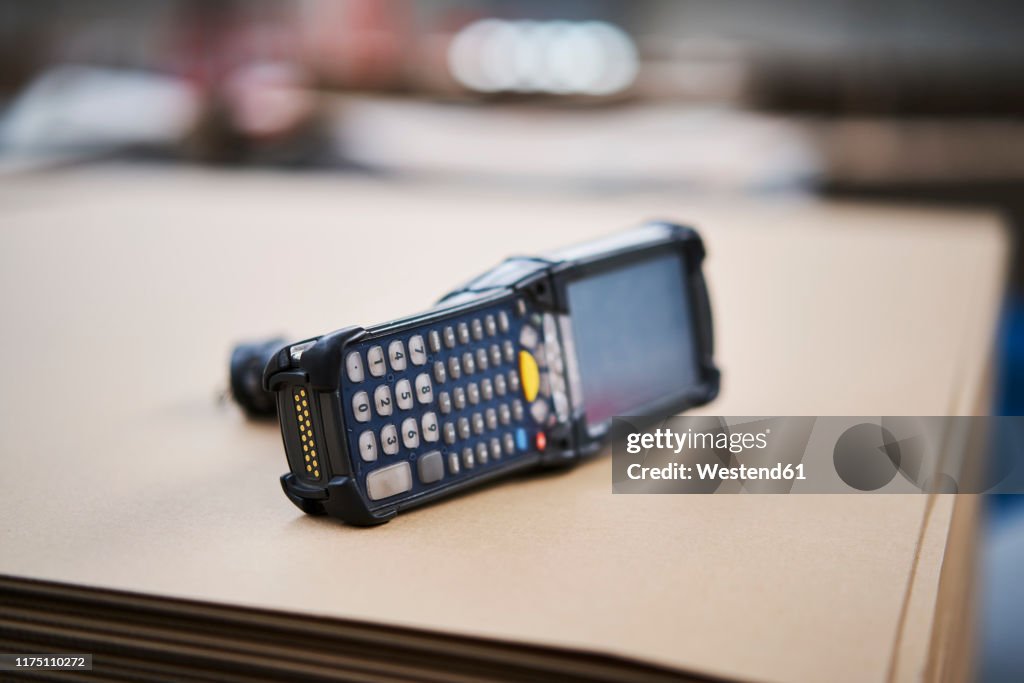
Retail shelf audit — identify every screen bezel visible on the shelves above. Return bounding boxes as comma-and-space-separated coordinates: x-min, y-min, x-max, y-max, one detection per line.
549, 232, 717, 439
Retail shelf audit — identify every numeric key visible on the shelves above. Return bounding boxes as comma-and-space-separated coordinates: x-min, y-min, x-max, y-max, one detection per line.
387, 340, 407, 371
367, 345, 386, 377
381, 424, 399, 455
373, 385, 393, 416
415, 373, 433, 404
408, 335, 427, 365
401, 417, 420, 449
422, 412, 439, 442
395, 379, 413, 410
352, 391, 371, 422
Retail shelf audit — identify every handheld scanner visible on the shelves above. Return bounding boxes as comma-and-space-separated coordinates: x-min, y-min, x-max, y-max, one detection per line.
264, 222, 719, 525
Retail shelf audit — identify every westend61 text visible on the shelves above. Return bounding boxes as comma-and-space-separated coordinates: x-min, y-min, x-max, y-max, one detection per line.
627, 462, 807, 481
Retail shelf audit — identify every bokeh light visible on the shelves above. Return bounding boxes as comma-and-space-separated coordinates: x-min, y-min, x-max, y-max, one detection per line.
448, 19, 638, 96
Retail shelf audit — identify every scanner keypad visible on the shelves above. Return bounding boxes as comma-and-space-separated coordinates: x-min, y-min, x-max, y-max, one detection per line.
342, 303, 556, 504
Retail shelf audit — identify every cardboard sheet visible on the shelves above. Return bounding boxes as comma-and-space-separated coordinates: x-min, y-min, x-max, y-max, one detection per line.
0, 167, 1008, 682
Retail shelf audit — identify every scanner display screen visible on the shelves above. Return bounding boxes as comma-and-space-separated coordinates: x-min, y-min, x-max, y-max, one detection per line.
567, 254, 699, 427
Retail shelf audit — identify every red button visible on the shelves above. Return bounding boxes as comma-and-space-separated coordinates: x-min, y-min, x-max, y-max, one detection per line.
535, 431, 547, 451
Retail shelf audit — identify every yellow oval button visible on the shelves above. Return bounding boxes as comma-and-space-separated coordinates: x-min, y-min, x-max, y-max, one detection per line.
518, 350, 540, 402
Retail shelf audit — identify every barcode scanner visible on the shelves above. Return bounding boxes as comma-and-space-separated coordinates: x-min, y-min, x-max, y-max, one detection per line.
231, 222, 718, 524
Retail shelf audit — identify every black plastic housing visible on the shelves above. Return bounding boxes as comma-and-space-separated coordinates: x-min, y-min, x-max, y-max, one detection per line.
264, 222, 719, 525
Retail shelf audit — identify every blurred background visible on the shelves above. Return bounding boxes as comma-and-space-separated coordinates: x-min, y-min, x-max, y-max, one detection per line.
0, 0, 1022, 678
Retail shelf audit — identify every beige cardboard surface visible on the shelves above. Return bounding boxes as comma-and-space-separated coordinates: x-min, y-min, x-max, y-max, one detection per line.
0, 167, 1008, 682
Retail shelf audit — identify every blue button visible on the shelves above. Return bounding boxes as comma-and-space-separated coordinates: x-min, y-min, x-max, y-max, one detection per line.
515, 428, 528, 452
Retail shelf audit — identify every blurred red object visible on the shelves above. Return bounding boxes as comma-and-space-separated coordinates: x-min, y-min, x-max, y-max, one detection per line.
301, 0, 413, 91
